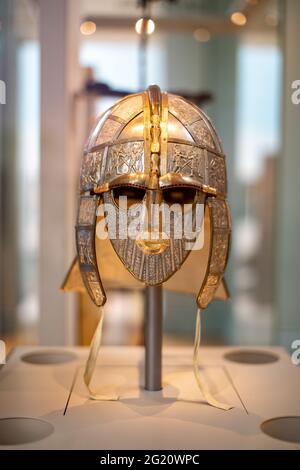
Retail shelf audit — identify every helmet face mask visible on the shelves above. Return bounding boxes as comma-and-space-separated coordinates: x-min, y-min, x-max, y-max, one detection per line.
73, 85, 231, 310
102, 184, 204, 285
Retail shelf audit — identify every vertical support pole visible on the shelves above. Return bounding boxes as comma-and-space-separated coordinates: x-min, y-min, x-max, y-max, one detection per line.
145, 285, 162, 391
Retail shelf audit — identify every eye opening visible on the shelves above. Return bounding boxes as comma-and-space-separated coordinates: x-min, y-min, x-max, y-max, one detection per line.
112, 185, 146, 208
162, 187, 197, 206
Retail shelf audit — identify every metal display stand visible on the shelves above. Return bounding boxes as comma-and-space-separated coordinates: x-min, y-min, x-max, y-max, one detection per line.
144, 285, 162, 391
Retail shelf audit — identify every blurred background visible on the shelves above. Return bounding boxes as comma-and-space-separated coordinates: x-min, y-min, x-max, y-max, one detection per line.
0, 0, 299, 353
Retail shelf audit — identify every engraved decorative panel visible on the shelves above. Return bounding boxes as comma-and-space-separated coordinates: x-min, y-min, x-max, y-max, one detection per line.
210, 232, 229, 273
207, 153, 227, 195
112, 95, 143, 121
198, 274, 221, 308
80, 150, 104, 191
78, 197, 98, 225
77, 230, 95, 266
167, 143, 206, 183
189, 120, 215, 150
95, 119, 121, 146
199, 114, 223, 154
76, 195, 106, 307
84, 270, 105, 306
103, 141, 144, 181
210, 198, 230, 229
197, 197, 230, 309
168, 95, 200, 124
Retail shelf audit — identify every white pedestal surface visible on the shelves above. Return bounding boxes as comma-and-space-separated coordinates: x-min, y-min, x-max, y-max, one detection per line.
0, 346, 299, 450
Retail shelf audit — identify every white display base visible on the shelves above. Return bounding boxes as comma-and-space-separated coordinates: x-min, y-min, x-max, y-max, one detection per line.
0, 346, 299, 450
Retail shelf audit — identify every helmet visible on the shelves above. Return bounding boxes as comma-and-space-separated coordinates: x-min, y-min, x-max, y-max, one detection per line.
76, 85, 231, 310
65, 85, 232, 410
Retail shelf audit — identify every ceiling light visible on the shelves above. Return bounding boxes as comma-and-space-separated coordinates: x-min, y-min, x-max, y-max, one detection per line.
135, 18, 155, 35
80, 21, 96, 36
265, 12, 279, 27
231, 12, 247, 26
193, 28, 211, 43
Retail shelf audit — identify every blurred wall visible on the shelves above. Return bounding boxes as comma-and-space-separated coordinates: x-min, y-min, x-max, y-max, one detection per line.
39, 0, 80, 345
163, 33, 237, 343
276, 0, 300, 349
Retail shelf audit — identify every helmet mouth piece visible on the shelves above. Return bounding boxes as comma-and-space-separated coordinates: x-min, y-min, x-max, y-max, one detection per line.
136, 231, 170, 254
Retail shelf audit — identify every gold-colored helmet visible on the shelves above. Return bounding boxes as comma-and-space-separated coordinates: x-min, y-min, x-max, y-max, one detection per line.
63, 85, 232, 410
75, 85, 230, 310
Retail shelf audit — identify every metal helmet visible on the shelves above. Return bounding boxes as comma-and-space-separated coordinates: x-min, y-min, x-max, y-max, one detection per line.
76, 85, 231, 310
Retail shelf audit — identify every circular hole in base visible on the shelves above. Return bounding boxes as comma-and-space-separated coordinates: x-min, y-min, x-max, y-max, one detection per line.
224, 349, 279, 365
261, 416, 300, 444
21, 350, 76, 365
0, 418, 54, 445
